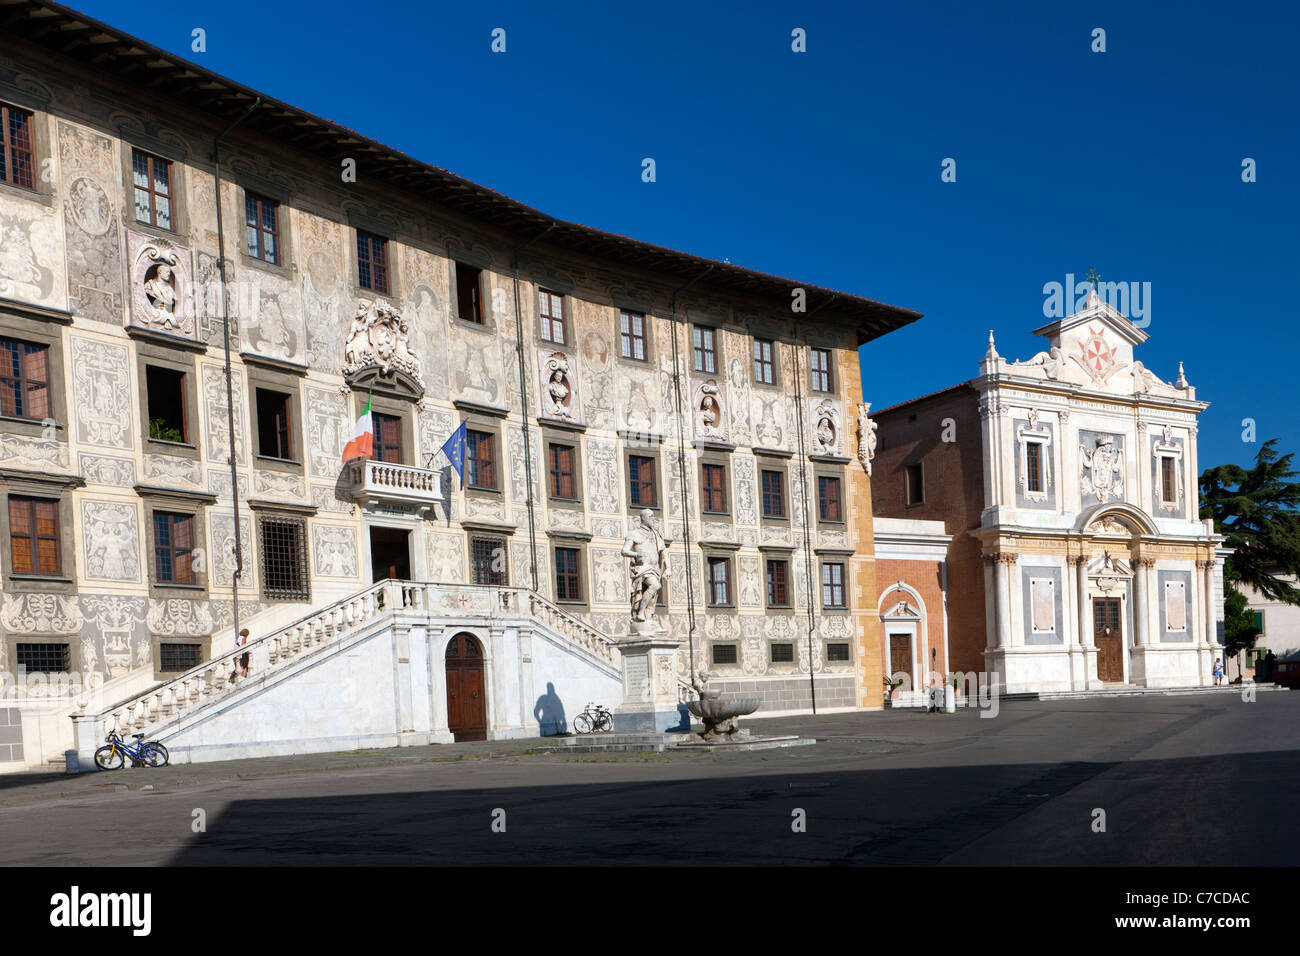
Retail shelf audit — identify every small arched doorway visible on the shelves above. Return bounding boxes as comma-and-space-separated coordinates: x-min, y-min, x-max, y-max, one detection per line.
445, 633, 487, 742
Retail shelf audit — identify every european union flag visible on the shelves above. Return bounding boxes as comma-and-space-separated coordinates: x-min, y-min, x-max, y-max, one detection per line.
441, 421, 467, 485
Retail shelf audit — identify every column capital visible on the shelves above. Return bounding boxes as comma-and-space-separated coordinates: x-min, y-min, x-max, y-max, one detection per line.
994, 552, 1019, 566
1133, 557, 1158, 569
1069, 554, 1090, 568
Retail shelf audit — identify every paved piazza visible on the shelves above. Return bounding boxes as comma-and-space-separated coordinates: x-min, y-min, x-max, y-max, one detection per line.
1, 692, 1295, 866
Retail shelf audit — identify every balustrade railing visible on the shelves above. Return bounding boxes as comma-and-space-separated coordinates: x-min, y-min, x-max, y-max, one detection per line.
96, 580, 619, 736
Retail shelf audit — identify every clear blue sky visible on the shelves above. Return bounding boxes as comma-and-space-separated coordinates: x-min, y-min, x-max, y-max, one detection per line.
71, 0, 1298, 472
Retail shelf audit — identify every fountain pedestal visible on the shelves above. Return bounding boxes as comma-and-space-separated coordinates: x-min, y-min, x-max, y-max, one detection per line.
612, 625, 686, 733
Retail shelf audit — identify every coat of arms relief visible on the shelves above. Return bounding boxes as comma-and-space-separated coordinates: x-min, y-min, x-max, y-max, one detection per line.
1081, 435, 1124, 502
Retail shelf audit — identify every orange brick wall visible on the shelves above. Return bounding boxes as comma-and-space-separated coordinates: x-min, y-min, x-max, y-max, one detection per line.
842, 351, 883, 709
872, 386, 988, 674
875, 558, 948, 686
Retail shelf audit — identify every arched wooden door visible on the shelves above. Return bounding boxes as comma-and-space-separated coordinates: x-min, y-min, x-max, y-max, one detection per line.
445, 633, 487, 742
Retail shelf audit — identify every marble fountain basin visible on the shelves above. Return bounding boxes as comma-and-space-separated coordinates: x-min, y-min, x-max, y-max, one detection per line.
685, 697, 761, 721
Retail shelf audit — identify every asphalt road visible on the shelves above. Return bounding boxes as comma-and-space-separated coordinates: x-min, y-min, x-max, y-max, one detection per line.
1, 692, 1295, 866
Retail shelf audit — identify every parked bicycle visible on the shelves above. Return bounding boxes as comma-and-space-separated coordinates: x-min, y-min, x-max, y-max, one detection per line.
94, 731, 170, 770
573, 702, 613, 734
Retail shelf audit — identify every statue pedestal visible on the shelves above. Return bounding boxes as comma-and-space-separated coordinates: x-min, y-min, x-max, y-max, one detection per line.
613, 628, 687, 733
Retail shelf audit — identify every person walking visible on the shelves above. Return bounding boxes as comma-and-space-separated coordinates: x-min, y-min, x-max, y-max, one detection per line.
229, 628, 251, 682
1213, 657, 1225, 686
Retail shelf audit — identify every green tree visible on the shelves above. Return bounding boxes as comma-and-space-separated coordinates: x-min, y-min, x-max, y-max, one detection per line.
1200, 439, 1300, 659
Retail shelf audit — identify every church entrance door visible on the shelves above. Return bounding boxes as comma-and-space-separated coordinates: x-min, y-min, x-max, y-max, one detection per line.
1093, 597, 1124, 682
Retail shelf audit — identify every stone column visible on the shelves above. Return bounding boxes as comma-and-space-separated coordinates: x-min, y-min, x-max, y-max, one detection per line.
1133, 558, 1154, 647
1199, 558, 1216, 646
1074, 555, 1091, 646
994, 552, 1016, 649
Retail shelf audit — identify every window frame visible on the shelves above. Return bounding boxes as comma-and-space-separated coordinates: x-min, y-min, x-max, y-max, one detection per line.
628, 452, 659, 509
817, 474, 844, 524
693, 326, 717, 374
7, 494, 61, 578
470, 535, 509, 586
705, 554, 734, 608
465, 428, 499, 491
0, 334, 51, 422
371, 411, 404, 465
619, 309, 648, 362
0, 102, 35, 191
356, 229, 391, 295
1026, 440, 1044, 494
553, 544, 584, 604
547, 441, 579, 501
538, 288, 567, 345
0, 311, 68, 442
701, 461, 729, 515
821, 560, 848, 610
151, 510, 198, 586
905, 462, 925, 507
454, 261, 486, 326
765, 558, 791, 609
136, 342, 200, 461
243, 191, 281, 266
257, 511, 311, 603
131, 148, 175, 232
809, 347, 833, 393
752, 337, 776, 385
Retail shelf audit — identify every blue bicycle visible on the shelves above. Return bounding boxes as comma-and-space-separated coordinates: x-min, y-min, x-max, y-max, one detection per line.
94, 731, 170, 770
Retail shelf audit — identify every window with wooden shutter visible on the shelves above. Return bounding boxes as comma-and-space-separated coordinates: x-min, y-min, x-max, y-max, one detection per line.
628, 454, 657, 507
554, 546, 582, 602
372, 412, 402, 464
9, 496, 60, 576
817, 476, 843, 522
0, 337, 50, 420
702, 463, 728, 514
766, 559, 790, 607
548, 443, 577, 499
466, 430, 496, 489
153, 512, 196, 584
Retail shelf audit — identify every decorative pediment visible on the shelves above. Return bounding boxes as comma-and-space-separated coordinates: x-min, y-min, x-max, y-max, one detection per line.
342, 300, 424, 397
883, 599, 921, 620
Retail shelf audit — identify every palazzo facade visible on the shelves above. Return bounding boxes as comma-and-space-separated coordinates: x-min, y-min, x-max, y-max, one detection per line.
873, 291, 1224, 693
0, 3, 917, 767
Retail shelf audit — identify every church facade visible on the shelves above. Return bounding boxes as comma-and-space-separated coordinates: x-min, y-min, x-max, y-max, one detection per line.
0, 3, 917, 767
872, 291, 1224, 694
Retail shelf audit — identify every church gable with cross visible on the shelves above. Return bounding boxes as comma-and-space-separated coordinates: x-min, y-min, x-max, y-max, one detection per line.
868, 278, 1227, 696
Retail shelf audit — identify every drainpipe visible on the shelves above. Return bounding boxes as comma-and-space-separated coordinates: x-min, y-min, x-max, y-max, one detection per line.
509, 222, 555, 593
668, 266, 713, 686
792, 293, 836, 714
211, 97, 261, 638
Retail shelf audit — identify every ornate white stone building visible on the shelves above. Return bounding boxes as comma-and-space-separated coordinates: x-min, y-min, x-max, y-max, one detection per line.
0, 3, 915, 767
873, 290, 1225, 693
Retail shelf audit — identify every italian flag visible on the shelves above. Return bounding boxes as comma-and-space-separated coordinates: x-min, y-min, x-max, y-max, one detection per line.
342, 397, 373, 462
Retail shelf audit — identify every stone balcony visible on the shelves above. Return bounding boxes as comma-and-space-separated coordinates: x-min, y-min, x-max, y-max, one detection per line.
345, 458, 443, 515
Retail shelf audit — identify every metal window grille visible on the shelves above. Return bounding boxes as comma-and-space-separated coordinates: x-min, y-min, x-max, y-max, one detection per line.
770, 643, 795, 663
471, 536, 508, 586
16, 643, 69, 673
259, 515, 310, 601
159, 642, 202, 672
711, 644, 738, 665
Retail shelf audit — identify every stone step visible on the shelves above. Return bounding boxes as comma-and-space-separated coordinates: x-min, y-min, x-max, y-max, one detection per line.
533, 732, 815, 753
